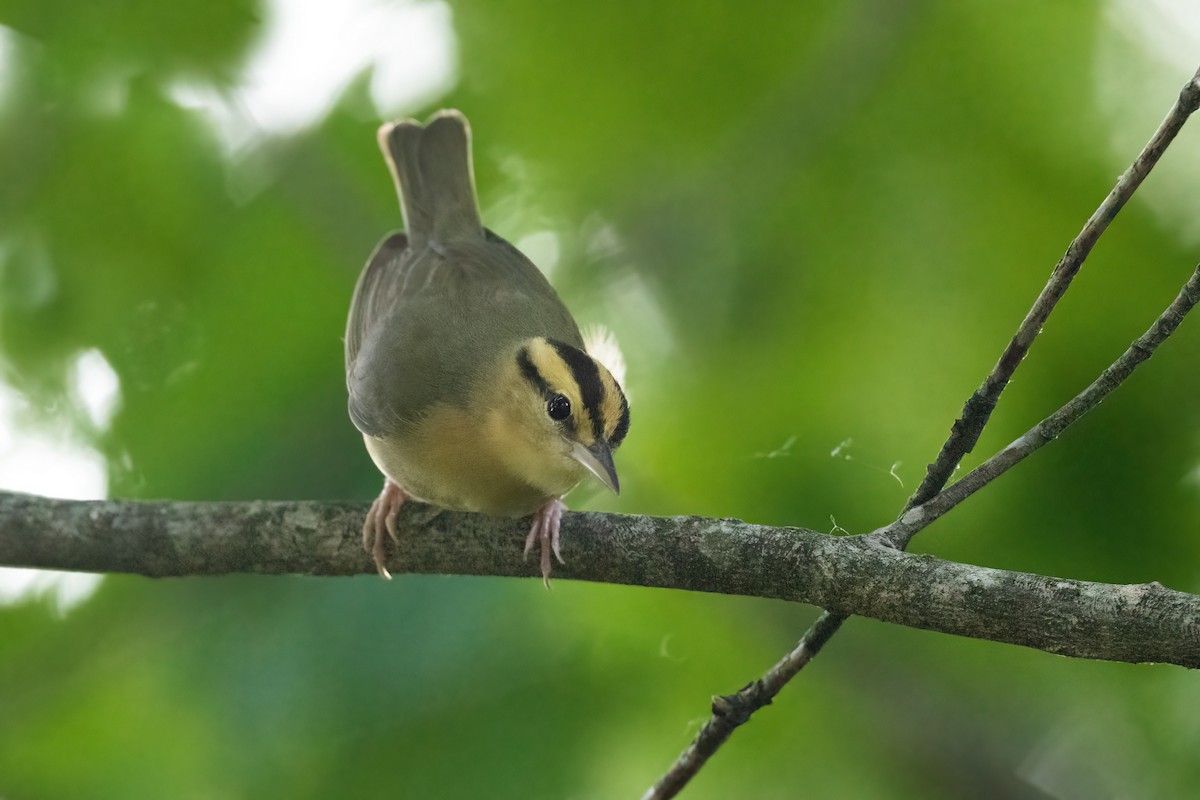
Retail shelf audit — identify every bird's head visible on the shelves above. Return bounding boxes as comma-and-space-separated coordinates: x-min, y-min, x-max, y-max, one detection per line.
484, 337, 630, 498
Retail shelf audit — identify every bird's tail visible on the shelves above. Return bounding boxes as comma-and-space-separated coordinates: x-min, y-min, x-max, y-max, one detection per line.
377, 110, 484, 249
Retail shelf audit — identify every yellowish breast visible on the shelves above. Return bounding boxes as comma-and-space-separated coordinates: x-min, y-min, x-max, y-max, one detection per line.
364, 402, 583, 517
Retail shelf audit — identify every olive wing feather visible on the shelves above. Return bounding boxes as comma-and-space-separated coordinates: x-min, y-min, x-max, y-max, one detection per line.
345, 230, 582, 438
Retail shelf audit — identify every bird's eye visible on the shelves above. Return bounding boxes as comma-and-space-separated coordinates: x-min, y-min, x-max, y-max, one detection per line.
546, 394, 571, 421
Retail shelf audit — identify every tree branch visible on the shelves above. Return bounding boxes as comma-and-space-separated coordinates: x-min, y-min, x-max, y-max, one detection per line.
883, 262, 1200, 548
645, 64, 1200, 798
908, 64, 1200, 509
2, 490, 1198, 669
640, 610, 846, 800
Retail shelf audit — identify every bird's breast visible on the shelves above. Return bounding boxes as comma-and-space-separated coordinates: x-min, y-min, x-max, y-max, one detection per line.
364, 403, 580, 517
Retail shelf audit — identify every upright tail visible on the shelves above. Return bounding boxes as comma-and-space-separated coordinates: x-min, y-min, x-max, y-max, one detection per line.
377, 110, 484, 250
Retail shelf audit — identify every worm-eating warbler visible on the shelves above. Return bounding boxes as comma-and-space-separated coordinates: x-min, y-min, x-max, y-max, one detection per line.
345, 110, 630, 582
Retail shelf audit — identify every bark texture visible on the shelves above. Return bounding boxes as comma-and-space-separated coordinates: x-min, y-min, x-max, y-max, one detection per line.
2, 490, 1197, 668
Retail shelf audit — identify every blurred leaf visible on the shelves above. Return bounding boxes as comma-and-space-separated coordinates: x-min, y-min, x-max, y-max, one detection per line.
2, 1, 1200, 797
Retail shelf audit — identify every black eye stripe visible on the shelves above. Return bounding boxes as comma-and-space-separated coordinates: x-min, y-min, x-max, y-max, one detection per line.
518, 340, 618, 443
611, 387, 630, 448
518, 345, 576, 434
517, 345, 551, 395
548, 339, 605, 441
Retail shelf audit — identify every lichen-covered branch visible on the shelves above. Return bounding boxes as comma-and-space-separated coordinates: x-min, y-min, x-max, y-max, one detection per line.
2, 490, 1198, 669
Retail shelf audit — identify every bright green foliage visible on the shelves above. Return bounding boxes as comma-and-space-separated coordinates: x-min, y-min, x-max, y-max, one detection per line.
1, 1, 1199, 797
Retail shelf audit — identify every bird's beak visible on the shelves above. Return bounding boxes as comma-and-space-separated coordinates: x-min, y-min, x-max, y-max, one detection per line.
571, 440, 620, 494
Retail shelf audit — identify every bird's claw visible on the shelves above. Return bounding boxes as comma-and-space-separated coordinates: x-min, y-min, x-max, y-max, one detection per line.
525, 498, 566, 587
363, 479, 407, 580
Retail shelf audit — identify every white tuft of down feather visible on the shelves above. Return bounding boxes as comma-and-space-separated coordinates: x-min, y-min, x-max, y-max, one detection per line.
582, 324, 627, 392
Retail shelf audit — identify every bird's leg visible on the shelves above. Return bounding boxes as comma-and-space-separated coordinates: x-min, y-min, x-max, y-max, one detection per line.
524, 498, 566, 587
363, 478, 407, 580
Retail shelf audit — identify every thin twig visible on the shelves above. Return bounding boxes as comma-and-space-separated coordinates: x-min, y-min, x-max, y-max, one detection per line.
644, 64, 1200, 800
881, 263, 1200, 548
641, 611, 846, 800
907, 64, 1200, 510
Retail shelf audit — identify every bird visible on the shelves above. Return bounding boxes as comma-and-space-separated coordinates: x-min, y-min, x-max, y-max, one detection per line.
345, 110, 630, 584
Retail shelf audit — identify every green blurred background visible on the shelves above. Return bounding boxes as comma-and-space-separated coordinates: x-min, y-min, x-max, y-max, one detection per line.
2, 1, 1199, 797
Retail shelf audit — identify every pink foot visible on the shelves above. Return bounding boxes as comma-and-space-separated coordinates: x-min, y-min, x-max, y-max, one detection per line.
524, 498, 566, 587
363, 478, 407, 579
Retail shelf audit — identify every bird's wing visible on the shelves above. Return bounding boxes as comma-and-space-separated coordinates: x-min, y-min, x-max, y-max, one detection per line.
345, 229, 584, 438
345, 231, 408, 371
